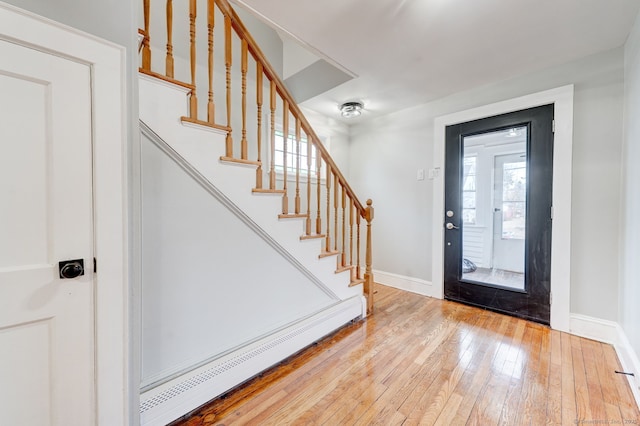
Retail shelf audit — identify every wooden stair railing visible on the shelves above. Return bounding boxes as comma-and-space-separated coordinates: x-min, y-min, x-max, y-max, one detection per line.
139, 0, 374, 313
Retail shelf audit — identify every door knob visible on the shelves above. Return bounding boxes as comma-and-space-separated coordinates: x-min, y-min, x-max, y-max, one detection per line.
59, 259, 85, 279
446, 222, 459, 230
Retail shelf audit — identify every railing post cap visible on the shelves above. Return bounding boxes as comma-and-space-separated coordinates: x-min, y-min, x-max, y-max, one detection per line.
367, 199, 373, 206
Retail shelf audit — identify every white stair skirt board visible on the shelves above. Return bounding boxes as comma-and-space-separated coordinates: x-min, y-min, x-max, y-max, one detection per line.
139, 74, 361, 301
373, 270, 436, 298
139, 296, 364, 426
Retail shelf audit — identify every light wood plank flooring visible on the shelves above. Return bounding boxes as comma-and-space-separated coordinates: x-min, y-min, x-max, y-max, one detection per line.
172, 285, 640, 425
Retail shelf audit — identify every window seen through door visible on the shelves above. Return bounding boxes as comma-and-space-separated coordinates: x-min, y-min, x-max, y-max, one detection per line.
501, 160, 526, 240
462, 156, 477, 224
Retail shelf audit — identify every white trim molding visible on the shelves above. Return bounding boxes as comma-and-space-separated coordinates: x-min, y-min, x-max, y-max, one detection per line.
569, 314, 640, 409
373, 270, 436, 298
0, 3, 129, 425
569, 313, 619, 344
432, 85, 574, 332
615, 325, 640, 408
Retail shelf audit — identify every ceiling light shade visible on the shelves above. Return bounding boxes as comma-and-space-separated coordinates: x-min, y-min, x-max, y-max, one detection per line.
340, 101, 363, 118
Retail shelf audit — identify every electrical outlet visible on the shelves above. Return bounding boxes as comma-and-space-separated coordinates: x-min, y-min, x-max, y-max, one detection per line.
417, 169, 425, 181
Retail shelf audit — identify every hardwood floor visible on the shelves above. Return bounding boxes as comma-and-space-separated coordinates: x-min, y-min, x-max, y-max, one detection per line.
172, 285, 640, 425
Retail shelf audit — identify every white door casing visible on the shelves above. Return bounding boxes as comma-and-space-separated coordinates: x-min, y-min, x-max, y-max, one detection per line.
0, 2, 128, 425
0, 39, 94, 425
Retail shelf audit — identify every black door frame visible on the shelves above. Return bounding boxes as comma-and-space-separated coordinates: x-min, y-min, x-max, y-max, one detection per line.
443, 105, 554, 325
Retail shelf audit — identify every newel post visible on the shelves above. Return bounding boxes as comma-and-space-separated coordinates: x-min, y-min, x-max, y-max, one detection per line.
364, 199, 374, 315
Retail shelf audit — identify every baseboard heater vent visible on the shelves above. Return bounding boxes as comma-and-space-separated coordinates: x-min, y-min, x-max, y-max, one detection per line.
140, 296, 364, 426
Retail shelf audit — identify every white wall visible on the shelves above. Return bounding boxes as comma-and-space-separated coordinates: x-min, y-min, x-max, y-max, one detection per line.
283, 37, 319, 80
620, 12, 640, 371
3, 0, 133, 48
302, 106, 351, 176
350, 47, 625, 321
234, 6, 283, 77
140, 134, 336, 388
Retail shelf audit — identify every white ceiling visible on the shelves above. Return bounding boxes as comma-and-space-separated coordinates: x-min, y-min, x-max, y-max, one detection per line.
234, 0, 640, 123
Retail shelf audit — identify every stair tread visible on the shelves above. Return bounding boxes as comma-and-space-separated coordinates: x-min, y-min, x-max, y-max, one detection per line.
300, 234, 326, 241
278, 213, 308, 219
181, 116, 231, 132
318, 250, 340, 259
335, 265, 354, 274
349, 278, 366, 287
139, 68, 194, 90
252, 188, 286, 194
220, 156, 261, 167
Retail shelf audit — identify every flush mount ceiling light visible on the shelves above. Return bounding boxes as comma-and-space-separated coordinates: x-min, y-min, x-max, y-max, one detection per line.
340, 101, 364, 118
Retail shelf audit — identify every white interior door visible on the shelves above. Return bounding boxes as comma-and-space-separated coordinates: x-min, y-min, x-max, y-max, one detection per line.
0, 39, 94, 425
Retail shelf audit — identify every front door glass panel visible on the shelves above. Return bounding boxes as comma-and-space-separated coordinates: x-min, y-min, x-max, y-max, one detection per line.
461, 126, 527, 290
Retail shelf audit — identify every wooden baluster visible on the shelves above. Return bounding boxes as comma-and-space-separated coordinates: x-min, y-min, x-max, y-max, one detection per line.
364, 199, 374, 314
224, 14, 233, 156
269, 80, 276, 190
142, 0, 151, 70
294, 119, 301, 215
333, 176, 338, 255
255, 63, 263, 189
282, 100, 289, 214
165, 0, 174, 77
350, 198, 354, 273
188, 0, 197, 119
356, 211, 361, 279
206, 0, 214, 123
341, 186, 346, 268
240, 39, 248, 160
325, 162, 332, 253
305, 132, 312, 235
316, 151, 322, 235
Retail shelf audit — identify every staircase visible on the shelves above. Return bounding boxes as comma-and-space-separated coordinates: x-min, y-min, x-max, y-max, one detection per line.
137, 0, 374, 424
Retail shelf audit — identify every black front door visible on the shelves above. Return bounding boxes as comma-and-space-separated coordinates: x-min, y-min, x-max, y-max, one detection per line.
444, 105, 554, 325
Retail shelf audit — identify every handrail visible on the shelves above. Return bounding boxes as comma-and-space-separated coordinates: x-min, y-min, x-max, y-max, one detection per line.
215, 0, 365, 214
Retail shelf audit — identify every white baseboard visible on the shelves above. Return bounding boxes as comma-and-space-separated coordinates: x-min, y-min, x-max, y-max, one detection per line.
569, 314, 640, 409
615, 324, 640, 409
139, 296, 364, 426
569, 313, 619, 344
373, 270, 437, 298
